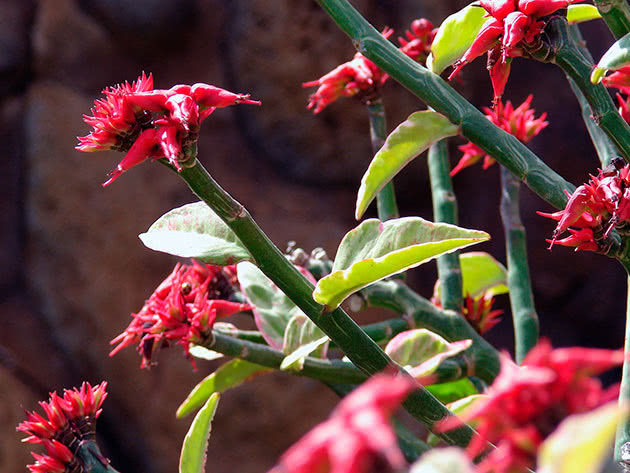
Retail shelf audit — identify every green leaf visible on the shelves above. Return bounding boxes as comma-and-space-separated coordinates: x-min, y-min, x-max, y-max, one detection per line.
281, 313, 329, 371
567, 4, 602, 24
188, 345, 224, 361
427, 394, 484, 446
313, 217, 489, 309
410, 447, 474, 473
356, 111, 459, 220
139, 201, 252, 265
591, 31, 630, 84
426, 379, 480, 405
538, 401, 619, 473
176, 359, 271, 418
384, 329, 471, 379
433, 251, 508, 301
237, 261, 300, 349
427, 3, 488, 74
179, 393, 220, 473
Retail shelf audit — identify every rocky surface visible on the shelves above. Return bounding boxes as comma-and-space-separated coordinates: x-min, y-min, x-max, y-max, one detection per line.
0, 0, 624, 472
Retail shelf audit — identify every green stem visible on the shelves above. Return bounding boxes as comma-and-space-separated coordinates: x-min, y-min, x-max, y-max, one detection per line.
567, 25, 619, 167
362, 280, 500, 384
314, 0, 574, 210
531, 16, 630, 162
593, 0, 630, 39
325, 383, 431, 462
500, 167, 539, 363
77, 441, 121, 473
367, 100, 399, 221
179, 160, 475, 447
428, 139, 463, 312
615, 259, 630, 465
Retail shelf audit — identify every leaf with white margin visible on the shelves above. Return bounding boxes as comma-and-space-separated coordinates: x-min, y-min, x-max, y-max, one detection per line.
538, 401, 619, 473
355, 111, 459, 220
179, 393, 220, 473
591, 32, 630, 84
385, 328, 471, 379
314, 217, 489, 309
139, 201, 252, 265
427, 3, 487, 74
281, 313, 329, 371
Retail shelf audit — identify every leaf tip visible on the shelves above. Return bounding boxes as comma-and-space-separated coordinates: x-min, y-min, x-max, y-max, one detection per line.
591, 67, 605, 84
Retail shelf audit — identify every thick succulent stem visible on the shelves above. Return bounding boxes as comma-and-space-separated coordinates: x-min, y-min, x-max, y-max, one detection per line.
616, 259, 630, 466
593, 0, 630, 39
367, 100, 399, 220
178, 159, 476, 447
428, 139, 463, 312
314, 0, 574, 210
500, 167, 539, 363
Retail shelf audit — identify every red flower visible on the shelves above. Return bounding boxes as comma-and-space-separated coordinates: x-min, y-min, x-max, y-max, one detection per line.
303, 20, 436, 113
77, 74, 260, 186
603, 66, 630, 95
463, 291, 503, 334
18, 383, 109, 473
269, 375, 414, 473
540, 159, 630, 251
450, 0, 584, 102
110, 261, 251, 368
440, 339, 622, 473
452, 95, 547, 175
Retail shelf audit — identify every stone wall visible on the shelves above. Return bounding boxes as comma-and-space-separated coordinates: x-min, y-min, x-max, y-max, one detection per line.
0, 1, 623, 472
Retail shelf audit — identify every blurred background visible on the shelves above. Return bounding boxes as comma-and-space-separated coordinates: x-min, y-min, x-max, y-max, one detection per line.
0, 0, 626, 471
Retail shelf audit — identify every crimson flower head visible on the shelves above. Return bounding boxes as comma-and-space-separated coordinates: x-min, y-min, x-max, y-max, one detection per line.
463, 291, 503, 334
452, 95, 547, 175
540, 158, 630, 251
110, 260, 251, 368
18, 382, 108, 473
397, 19, 437, 63
450, 0, 585, 102
269, 375, 415, 473
77, 73, 260, 186
440, 339, 622, 473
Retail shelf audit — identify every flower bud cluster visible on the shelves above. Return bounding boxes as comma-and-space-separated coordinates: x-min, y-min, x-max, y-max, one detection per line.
540, 159, 630, 252
452, 95, 547, 175
76, 73, 260, 185
441, 340, 622, 473
302, 19, 437, 113
451, 0, 585, 102
17, 382, 108, 473
110, 261, 251, 368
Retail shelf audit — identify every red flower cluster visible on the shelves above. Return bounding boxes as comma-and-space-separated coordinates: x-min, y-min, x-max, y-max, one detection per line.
452, 95, 547, 175
602, 66, 630, 123
303, 19, 437, 113
17, 382, 108, 473
77, 73, 260, 186
110, 261, 251, 368
463, 292, 503, 334
540, 159, 630, 252
451, 0, 584, 102
442, 340, 622, 473
269, 375, 414, 473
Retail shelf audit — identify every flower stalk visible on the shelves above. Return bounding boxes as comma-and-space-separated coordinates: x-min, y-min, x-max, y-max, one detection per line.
178, 159, 476, 446
500, 166, 539, 363
314, 0, 574, 210
367, 100, 399, 221
593, 0, 630, 40
428, 139, 463, 312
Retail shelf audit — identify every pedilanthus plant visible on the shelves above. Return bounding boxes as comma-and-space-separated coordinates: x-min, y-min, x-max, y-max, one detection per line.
17, 1, 630, 473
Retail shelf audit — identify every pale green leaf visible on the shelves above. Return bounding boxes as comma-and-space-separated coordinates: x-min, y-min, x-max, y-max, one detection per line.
237, 262, 300, 349
176, 359, 271, 418
426, 380, 482, 406
281, 313, 329, 371
427, 394, 485, 446
591, 32, 630, 84
355, 111, 459, 220
188, 345, 224, 361
410, 447, 475, 473
281, 336, 330, 372
384, 328, 471, 379
427, 3, 487, 74
433, 251, 508, 301
538, 402, 619, 473
314, 217, 489, 309
567, 4, 602, 24
139, 201, 252, 265
179, 393, 220, 473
